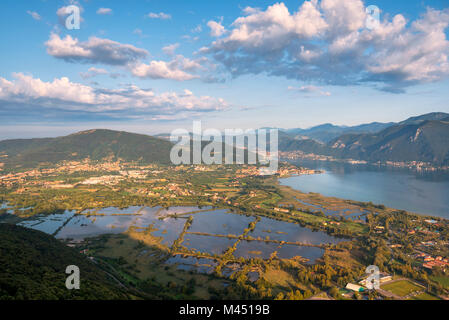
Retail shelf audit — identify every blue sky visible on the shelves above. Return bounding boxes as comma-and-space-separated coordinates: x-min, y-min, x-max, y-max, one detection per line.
0, 0, 449, 139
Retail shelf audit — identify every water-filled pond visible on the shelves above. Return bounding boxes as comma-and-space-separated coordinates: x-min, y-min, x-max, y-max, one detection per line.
165, 255, 217, 274
14, 205, 344, 265
249, 216, 344, 245
183, 233, 237, 255
233, 240, 325, 263
188, 209, 255, 235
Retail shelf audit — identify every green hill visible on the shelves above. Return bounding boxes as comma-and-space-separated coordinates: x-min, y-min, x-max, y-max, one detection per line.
0, 223, 131, 300
0, 129, 174, 169
326, 120, 449, 165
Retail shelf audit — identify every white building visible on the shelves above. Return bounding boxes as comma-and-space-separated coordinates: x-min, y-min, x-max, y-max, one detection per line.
346, 283, 364, 292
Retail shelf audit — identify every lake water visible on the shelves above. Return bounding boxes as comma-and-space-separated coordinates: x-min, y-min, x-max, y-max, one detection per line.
281, 160, 449, 219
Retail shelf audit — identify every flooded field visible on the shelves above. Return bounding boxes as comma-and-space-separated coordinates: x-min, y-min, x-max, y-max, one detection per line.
12, 205, 345, 273
183, 233, 236, 255
18, 210, 75, 235
249, 216, 343, 244
165, 255, 217, 274
188, 209, 255, 235
233, 240, 325, 263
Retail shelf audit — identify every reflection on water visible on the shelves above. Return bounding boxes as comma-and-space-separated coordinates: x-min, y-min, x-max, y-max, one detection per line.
18, 210, 75, 235
15, 205, 344, 267
183, 233, 236, 256
251, 216, 344, 245
159, 206, 212, 216
188, 209, 254, 235
16, 206, 199, 243
165, 255, 217, 274
84, 206, 142, 215
234, 240, 281, 259
282, 160, 449, 218
128, 207, 186, 246
55, 214, 136, 239
233, 240, 324, 263
277, 244, 324, 262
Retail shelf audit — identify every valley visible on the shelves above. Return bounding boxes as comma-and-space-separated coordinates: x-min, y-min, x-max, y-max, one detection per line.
1, 155, 449, 300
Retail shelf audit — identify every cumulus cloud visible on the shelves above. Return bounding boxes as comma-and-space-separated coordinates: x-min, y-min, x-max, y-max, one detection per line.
129, 55, 204, 81
45, 33, 149, 65
44, 33, 213, 82
207, 20, 226, 37
203, 0, 449, 92
97, 8, 112, 15
162, 43, 180, 55
0, 73, 228, 119
27, 10, 41, 21
147, 12, 171, 20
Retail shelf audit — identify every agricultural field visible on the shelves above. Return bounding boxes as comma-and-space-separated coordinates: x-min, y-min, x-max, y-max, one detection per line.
381, 280, 424, 297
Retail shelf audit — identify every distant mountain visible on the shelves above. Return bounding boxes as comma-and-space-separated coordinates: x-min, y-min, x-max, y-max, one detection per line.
346, 122, 396, 134
279, 115, 449, 166
326, 119, 449, 165
0, 223, 131, 299
1, 113, 448, 169
399, 112, 449, 125
0, 129, 174, 169
284, 122, 394, 143
278, 132, 326, 153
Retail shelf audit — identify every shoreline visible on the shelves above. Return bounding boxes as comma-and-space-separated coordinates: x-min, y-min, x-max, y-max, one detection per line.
280, 154, 449, 172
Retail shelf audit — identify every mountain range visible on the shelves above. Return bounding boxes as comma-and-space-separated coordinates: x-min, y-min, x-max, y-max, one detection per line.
282, 112, 449, 143
278, 112, 449, 166
0, 112, 448, 169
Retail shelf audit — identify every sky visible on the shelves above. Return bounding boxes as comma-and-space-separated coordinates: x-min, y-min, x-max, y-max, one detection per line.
0, 0, 449, 139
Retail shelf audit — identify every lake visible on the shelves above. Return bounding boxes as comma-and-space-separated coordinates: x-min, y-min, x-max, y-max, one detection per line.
281, 160, 449, 219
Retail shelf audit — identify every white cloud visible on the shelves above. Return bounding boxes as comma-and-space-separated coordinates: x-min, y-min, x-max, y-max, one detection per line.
129, 54, 208, 81
80, 67, 109, 79
0, 73, 96, 107
147, 12, 171, 20
367, 8, 449, 90
203, 0, 449, 92
288, 85, 331, 96
0, 73, 228, 118
207, 20, 226, 37
45, 33, 149, 66
162, 43, 180, 55
130, 61, 196, 81
44, 33, 215, 82
27, 10, 41, 21
97, 8, 113, 15
129, 58, 199, 81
